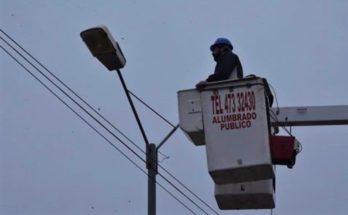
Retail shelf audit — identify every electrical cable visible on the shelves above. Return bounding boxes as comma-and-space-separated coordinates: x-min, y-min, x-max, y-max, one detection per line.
159, 166, 219, 215
158, 172, 211, 215
0, 33, 146, 164
267, 83, 293, 136
0, 31, 217, 215
269, 108, 279, 123
268, 83, 280, 114
269, 96, 293, 135
0, 30, 219, 215
0, 29, 146, 155
120, 91, 220, 214
1, 28, 169, 166
0, 43, 199, 215
268, 91, 303, 155
157, 150, 170, 162
1, 30, 218, 214
1, 28, 170, 165
128, 90, 176, 128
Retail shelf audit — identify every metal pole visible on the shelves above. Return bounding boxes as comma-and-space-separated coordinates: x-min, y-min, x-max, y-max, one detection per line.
116, 70, 157, 215
157, 124, 179, 150
147, 144, 158, 215
115, 69, 150, 147
115, 70, 177, 215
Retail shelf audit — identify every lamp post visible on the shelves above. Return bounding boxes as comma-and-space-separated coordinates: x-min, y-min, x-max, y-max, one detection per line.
80, 26, 158, 215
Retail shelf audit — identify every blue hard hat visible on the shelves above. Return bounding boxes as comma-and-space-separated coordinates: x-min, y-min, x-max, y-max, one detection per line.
210, 38, 233, 51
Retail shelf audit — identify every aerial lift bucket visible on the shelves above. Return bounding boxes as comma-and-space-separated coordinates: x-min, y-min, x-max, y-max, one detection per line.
178, 77, 274, 184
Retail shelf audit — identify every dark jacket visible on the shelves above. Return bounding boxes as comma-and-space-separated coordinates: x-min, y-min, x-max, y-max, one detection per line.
206, 51, 243, 82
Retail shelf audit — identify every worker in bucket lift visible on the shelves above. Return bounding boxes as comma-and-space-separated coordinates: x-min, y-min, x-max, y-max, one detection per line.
196, 37, 243, 89
195, 37, 274, 107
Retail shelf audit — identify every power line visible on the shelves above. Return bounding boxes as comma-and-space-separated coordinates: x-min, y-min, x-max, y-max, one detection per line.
0, 29, 207, 213
0, 29, 146, 154
159, 165, 219, 215
128, 90, 176, 128
0, 32, 146, 164
0, 30, 218, 215
0, 28, 171, 163
0, 29, 219, 215
106, 62, 219, 214
0, 43, 198, 215
0, 30, 216, 214
0, 28, 168, 164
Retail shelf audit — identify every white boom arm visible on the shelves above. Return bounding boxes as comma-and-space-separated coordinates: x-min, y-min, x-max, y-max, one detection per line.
270, 105, 348, 127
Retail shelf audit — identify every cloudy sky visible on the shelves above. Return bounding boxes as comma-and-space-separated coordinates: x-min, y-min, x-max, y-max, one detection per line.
1, 1, 348, 215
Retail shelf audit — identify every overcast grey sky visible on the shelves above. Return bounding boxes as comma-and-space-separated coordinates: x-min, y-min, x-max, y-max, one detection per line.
1, 1, 348, 215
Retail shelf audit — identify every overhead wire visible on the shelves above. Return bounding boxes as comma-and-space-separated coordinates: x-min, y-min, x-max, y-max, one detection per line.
1, 44, 198, 215
268, 85, 303, 155
125, 91, 220, 213
0, 41, 202, 215
0, 29, 146, 155
0, 29, 172, 165
268, 82, 293, 136
268, 83, 280, 114
128, 90, 176, 128
0, 29, 219, 215
0, 32, 146, 164
0, 30, 218, 215
111, 90, 219, 213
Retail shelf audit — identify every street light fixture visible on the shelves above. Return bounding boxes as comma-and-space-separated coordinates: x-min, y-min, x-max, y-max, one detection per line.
80, 25, 126, 70
80, 25, 163, 215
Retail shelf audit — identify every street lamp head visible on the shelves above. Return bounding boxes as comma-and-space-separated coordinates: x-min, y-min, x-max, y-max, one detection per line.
80, 25, 126, 70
